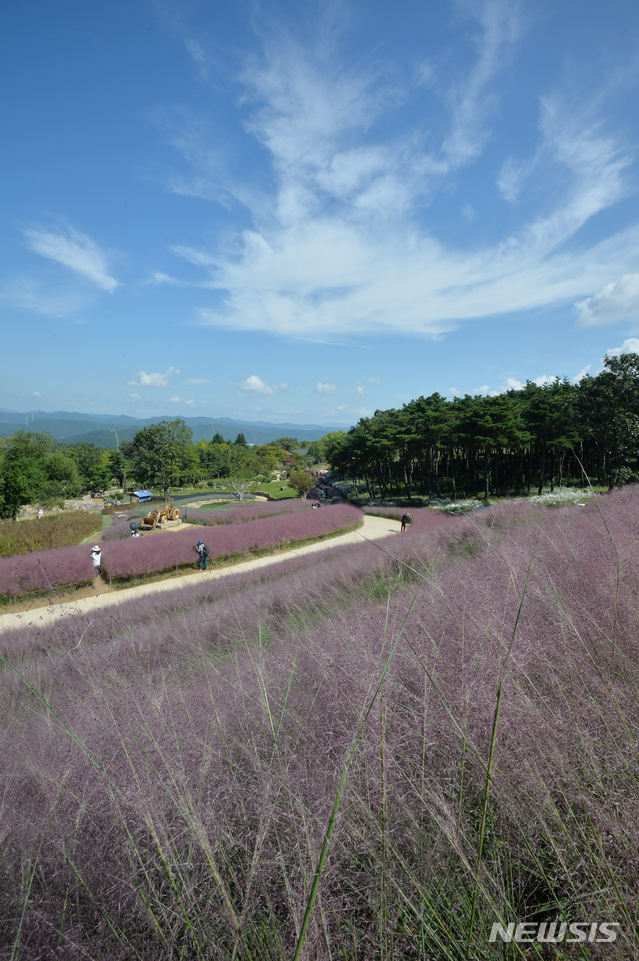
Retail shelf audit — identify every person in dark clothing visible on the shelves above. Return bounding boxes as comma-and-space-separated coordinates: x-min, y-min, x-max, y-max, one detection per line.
195, 539, 209, 570
401, 512, 411, 532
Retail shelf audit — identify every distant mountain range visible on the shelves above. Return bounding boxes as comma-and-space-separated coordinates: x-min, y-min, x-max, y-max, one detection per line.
0, 409, 347, 447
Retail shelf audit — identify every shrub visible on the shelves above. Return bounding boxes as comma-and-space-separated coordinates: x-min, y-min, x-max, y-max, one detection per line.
0, 511, 103, 557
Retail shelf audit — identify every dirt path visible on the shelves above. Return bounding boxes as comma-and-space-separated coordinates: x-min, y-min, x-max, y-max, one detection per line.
0, 515, 401, 633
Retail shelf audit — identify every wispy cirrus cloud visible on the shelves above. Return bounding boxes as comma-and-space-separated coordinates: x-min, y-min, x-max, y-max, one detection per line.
171, 245, 219, 267
21, 223, 119, 292
0, 276, 89, 317
442, 0, 523, 167
164, 1, 639, 343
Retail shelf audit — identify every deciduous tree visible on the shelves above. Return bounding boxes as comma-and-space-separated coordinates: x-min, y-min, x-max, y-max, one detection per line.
288, 468, 316, 499
128, 419, 199, 499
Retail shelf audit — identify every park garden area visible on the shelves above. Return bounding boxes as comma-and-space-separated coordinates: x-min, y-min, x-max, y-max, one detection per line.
0, 501, 361, 602
0, 489, 637, 958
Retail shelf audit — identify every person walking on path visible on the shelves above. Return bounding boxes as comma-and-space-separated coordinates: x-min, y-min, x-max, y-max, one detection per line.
194, 539, 209, 571
401, 512, 411, 532
90, 545, 102, 574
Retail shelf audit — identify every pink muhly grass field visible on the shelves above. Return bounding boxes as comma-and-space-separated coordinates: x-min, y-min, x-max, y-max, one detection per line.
3, 490, 639, 957
102, 503, 362, 579
0, 544, 95, 597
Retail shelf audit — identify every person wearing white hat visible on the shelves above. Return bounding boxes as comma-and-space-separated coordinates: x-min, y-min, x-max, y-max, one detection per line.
90, 545, 102, 574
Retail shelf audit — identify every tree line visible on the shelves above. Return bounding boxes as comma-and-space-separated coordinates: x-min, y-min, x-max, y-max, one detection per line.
327, 354, 639, 502
0, 420, 336, 519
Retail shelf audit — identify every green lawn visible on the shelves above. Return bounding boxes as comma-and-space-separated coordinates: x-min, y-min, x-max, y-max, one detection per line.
106, 481, 301, 501
253, 481, 298, 499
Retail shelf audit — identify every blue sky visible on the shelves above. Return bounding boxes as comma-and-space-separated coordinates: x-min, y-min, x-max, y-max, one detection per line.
2, 0, 639, 428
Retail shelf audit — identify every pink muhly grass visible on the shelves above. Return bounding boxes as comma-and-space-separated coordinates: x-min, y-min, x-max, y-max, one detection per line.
102, 503, 362, 579
2, 489, 639, 957
364, 504, 457, 532
187, 499, 310, 526
0, 544, 95, 597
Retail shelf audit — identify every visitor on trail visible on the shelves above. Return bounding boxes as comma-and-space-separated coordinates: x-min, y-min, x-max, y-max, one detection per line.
129, 521, 138, 536
401, 512, 411, 532
195, 539, 209, 571
90, 545, 102, 574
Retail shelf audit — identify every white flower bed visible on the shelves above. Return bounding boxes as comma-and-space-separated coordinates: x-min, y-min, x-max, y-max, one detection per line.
529, 487, 594, 506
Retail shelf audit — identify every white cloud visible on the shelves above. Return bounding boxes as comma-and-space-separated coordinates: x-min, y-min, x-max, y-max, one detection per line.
183, 377, 210, 385
32, 391, 41, 397
149, 271, 181, 285
0, 276, 90, 317
127, 393, 140, 402
169, 395, 181, 402
171, 245, 219, 266
502, 377, 524, 391
126, 367, 178, 388
469, 374, 561, 395
167, 6, 638, 344
237, 374, 286, 395
192, 106, 636, 339
315, 380, 337, 394
575, 274, 639, 327
572, 365, 591, 382
492, 374, 557, 393
605, 337, 639, 358
497, 156, 531, 203
442, 0, 522, 167
21, 224, 119, 292
349, 384, 365, 395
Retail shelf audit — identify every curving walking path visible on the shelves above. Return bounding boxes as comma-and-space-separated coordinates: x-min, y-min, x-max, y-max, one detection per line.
0, 515, 401, 633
